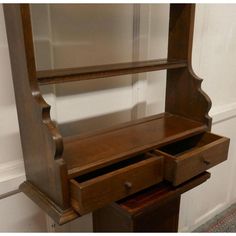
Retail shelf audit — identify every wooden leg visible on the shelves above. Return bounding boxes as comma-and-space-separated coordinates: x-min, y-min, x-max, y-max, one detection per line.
133, 196, 180, 232
93, 204, 133, 232
93, 196, 180, 232
93, 172, 211, 232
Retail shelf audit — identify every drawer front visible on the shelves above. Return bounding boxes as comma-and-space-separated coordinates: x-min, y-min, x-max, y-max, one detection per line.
70, 155, 164, 215
155, 133, 230, 186
173, 137, 229, 185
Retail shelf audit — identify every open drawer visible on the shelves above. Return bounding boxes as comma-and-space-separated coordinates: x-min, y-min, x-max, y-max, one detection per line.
70, 153, 164, 215
154, 132, 230, 186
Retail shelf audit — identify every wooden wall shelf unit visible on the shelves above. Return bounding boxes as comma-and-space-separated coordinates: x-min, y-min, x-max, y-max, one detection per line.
4, 3, 230, 231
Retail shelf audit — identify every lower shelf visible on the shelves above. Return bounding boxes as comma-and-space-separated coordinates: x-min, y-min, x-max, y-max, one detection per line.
63, 112, 207, 178
116, 172, 211, 215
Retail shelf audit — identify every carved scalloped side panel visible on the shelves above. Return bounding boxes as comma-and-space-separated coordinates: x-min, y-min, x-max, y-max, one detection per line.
167, 4, 212, 129
3, 4, 69, 209
165, 67, 212, 129
188, 66, 212, 128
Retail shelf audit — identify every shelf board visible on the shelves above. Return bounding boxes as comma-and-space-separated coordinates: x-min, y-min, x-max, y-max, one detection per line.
37, 59, 187, 85
63, 113, 207, 178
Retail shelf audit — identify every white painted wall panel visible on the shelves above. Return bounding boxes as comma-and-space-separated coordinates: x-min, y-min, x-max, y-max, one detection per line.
0, 6, 23, 165
145, 4, 169, 116
179, 4, 236, 231
0, 193, 46, 232
47, 4, 135, 135
193, 4, 236, 107
50, 4, 133, 66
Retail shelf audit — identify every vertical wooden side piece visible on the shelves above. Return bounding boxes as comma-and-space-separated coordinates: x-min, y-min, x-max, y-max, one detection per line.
3, 4, 69, 209
166, 4, 212, 128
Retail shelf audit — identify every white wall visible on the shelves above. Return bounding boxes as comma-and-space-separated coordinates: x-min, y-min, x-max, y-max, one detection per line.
179, 4, 236, 231
1, 3, 236, 232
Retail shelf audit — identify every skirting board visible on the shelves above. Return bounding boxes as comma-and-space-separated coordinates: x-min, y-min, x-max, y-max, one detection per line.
0, 160, 25, 196
210, 102, 236, 125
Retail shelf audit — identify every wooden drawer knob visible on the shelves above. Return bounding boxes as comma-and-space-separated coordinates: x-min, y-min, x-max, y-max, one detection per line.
124, 181, 132, 190
202, 156, 211, 165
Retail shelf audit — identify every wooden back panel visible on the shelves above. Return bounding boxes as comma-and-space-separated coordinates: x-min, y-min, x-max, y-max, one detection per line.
166, 4, 212, 129
3, 4, 69, 209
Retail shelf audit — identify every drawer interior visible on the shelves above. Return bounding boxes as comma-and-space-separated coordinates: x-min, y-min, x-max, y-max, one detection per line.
74, 152, 155, 184
158, 132, 221, 157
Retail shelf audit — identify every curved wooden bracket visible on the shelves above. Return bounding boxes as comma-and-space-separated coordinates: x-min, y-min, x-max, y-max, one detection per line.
3, 4, 69, 210
166, 4, 212, 129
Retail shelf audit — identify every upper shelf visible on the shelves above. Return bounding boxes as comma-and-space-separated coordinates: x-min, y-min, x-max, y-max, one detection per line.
63, 112, 207, 178
37, 59, 187, 85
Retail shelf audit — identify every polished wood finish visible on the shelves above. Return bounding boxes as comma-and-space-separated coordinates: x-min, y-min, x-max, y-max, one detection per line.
64, 112, 207, 178
3, 4, 69, 210
93, 172, 211, 232
166, 4, 212, 128
4, 3, 229, 228
70, 153, 163, 214
37, 59, 187, 85
20, 181, 79, 225
155, 132, 230, 186
94, 196, 180, 232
